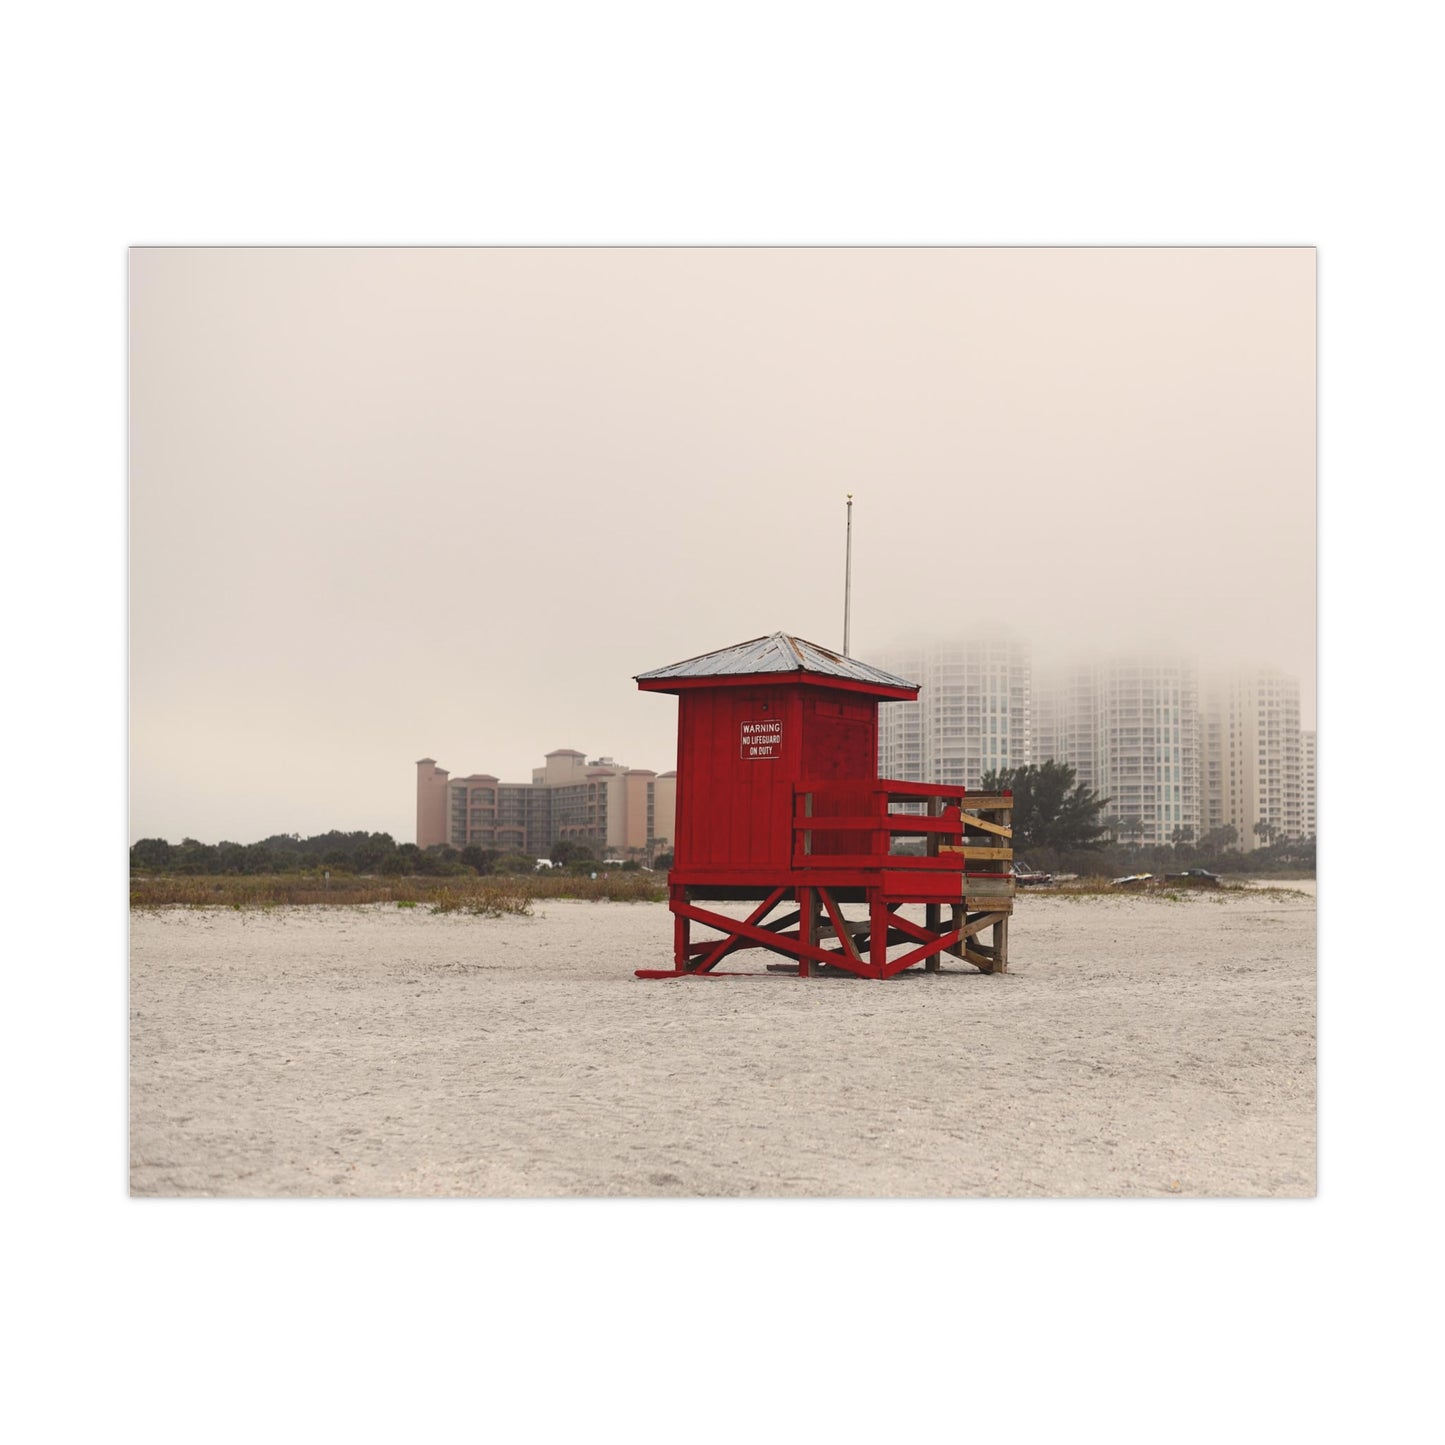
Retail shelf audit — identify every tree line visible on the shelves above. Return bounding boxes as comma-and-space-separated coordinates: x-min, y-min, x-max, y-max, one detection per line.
129, 831, 665, 877
971, 761, 1314, 876
131, 763, 1309, 880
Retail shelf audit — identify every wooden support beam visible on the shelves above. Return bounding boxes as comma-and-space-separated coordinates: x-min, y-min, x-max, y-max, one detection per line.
873, 780, 969, 800
797, 885, 813, 979
818, 889, 867, 970
672, 886, 689, 973
963, 945, 999, 974
881, 927, 925, 948
689, 889, 786, 973
882, 928, 964, 978
792, 852, 964, 870
685, 909, 802, 955
925, 796, 942, 971
965, 898, 1013, 912
881, 908, 936, 946
791, 813, 964, 834
672, 898, 872, 976
941, 845, 1013, 862
952, 813, 1013, 839
870, 898, 888, 976
961, 910, 1009, 939
818, 920, 871, 941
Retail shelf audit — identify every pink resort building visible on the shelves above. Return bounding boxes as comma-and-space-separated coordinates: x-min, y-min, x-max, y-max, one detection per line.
416, 749, 676, 862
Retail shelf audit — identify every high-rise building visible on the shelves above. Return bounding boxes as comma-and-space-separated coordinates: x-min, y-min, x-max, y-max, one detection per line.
1031, 665, 1100, 795
1302, 729, 1316, 840
415, 749, 676, 860
873, 636, 1032, 789
865, 632, 1310, 854
1093, 657, 1200, 847
1035, 656, 1199, 847
1197, 668, 1305, 846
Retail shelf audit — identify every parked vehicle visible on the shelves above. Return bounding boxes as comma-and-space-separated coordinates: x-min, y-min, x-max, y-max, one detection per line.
1013, 860, 1054, 886
1168, 868, 1222, 886
1111, 873, 1156, 887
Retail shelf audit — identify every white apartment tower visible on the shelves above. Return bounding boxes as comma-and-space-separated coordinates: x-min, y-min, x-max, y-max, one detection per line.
874, 636, 1031, 789
875, 638, 1308, 853
1302, 729, 1316, 840
1034, 656, 1200, 848
1094, 657, 1200, 847
1031, 665, 1100, 794
1198, 669, 1306, 845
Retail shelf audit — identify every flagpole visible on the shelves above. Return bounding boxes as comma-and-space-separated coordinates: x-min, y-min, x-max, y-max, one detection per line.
843, 492, 853, 657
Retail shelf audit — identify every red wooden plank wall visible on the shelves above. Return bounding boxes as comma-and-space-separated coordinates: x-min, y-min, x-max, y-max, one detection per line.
674, 683, 883, 873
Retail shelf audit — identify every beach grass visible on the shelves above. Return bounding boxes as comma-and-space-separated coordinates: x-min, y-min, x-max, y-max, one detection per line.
130, 871, 669, 910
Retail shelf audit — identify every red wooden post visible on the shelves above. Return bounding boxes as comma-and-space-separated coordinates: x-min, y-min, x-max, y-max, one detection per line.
798, 885, 813, 979
924, 791, 942, 971
869, 893, 887, 977
672, 884, 689, 975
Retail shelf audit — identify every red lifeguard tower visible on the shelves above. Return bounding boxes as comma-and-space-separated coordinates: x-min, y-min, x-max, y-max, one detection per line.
634, 632, 1016, 980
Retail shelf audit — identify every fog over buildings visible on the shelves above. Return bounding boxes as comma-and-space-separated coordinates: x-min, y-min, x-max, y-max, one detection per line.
875, 634, 1313, 848
130, 247, 1315, 845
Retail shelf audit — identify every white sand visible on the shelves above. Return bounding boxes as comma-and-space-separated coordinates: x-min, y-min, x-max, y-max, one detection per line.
130, 885, 1315, 1197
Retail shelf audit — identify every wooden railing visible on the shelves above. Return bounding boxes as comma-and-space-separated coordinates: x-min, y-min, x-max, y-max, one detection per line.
792, 781, 1014, 875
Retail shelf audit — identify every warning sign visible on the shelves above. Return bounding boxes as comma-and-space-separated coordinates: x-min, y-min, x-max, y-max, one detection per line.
740, 719, 783, 760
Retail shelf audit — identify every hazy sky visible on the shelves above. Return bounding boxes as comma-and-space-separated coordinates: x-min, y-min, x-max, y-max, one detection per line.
130, 247, 1315, 844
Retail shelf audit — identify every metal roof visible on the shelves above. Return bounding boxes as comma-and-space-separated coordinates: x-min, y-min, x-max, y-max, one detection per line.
635, 632, 918, 689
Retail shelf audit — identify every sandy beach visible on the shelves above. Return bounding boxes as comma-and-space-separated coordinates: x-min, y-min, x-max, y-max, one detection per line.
130, 885, 1315, 1197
